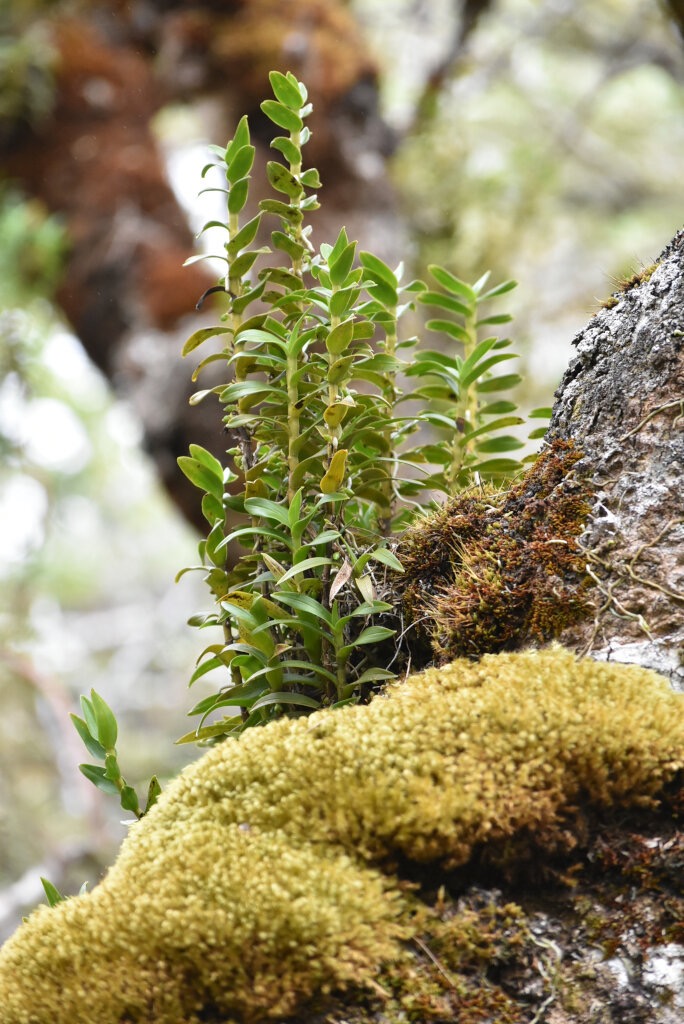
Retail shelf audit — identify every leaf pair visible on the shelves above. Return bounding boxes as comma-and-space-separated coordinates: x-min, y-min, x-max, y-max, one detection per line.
71, 691, 160, 819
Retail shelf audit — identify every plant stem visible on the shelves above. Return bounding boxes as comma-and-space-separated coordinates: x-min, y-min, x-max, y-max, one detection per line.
378, 310, 398, 534
447, 305, 479, 492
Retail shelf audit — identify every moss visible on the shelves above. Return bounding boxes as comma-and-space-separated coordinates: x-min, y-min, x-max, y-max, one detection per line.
581, 827, 684, 951
596, 261, 660, 310
396, 439, 594, 663
617, 262, 659, 291
368, 891, 534, 1024
1, 647, 683, 1022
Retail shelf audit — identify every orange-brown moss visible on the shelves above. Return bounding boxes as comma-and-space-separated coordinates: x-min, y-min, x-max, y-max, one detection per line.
396, 439, 594, 663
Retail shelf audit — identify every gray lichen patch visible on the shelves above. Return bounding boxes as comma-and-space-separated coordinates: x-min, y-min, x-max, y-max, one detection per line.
549, 230, 684, 685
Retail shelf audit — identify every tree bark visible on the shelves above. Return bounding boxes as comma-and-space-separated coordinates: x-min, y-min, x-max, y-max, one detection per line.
549, 231, 684, 689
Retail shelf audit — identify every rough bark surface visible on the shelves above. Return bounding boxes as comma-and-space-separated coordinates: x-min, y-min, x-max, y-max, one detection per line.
548, 231, 684, 689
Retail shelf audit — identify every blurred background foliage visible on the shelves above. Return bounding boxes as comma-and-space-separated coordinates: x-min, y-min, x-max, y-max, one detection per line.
1, 0, 683, 936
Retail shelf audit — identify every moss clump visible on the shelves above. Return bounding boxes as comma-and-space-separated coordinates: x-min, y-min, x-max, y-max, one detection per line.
368, 891, 534, 1024
1, 647, 683, 1023
396, 439, 594, 663
597, 261, 660, 309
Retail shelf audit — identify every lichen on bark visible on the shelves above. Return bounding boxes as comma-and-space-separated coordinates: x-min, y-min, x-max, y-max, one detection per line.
547, 231, 684, 688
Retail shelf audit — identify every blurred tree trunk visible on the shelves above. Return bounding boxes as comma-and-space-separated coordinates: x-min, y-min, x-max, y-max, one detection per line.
551, 231, 684, 688
2, 1, 400, 527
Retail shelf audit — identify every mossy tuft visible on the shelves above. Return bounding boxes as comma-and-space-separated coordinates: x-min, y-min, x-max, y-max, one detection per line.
1, 646, 683, 1022
396, 439, 594, 663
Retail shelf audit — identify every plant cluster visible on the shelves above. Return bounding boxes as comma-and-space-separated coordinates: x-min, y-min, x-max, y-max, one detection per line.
176, 70, 548, 741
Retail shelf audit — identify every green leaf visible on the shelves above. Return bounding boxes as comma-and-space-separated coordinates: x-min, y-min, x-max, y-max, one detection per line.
196, 219, 230, 236
459, 336, 501, 375
90, 690, 117, 750
270, 136, 300, 165
276, 556, 334, 585
182, 326, 231, 357
329, 241, 356, 286
221, 525, 288, 552
369, 547, 405, 572
325, 319, 354, 355
464, 416, 524, 441
271, 591, 333, 626
419, 290, 470, 318
260, 99, 304, 133
226, 213, 262, 255
327, 227, 348, 264
429, 265, 476, 304
359, 251, 397, 287
226, 145, 255, 184
79, 763, 119, 796
225, 116, 250, 164
189, 679, 268, 716
327, 354, 356, 384
355, 668, 396, 685
250, 691, 320, 712
230, 249, 267, 279
281, 664, 338, 685
220, 380, 282, 403
41, 878, 65, 907
365, 279, 398, 308
188, 444, 224, 482
177, 456, 224, 502
176, 718, 243, 744
476, 313, 513, 327
300, 168, 321, 188
70, 714, 106, 760
529, 406, 553, 418
227, 178, 250, 214
189, 388, 218, 406
267, 161, 302, 198
460, 352, 518, 389
304, 529, 341, 546
329, 286, 361, 319
79, 694, 97, 739
272, 230, 306, 261
189, 655, 228, 685
103, 752, 121, 782
479, 279, 517, 301
259, 198, 301, 220
472, 271, 492, 294
476, 435, 525, 453
202, 492, 224, 525
345, 625, 395, 648
479, 400, 518, 415
476, 374, 523, 393
269, 70, 305, 110
348, 600, 394, 617
471, 457, 522, 475
232, 280, 267, 314
243, 497, 290, 526
425, 319, 470, 343
144, 776, 162, 815
119, 785, 140, 815
183, 252, 228, 268
260, 266, 303, 290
